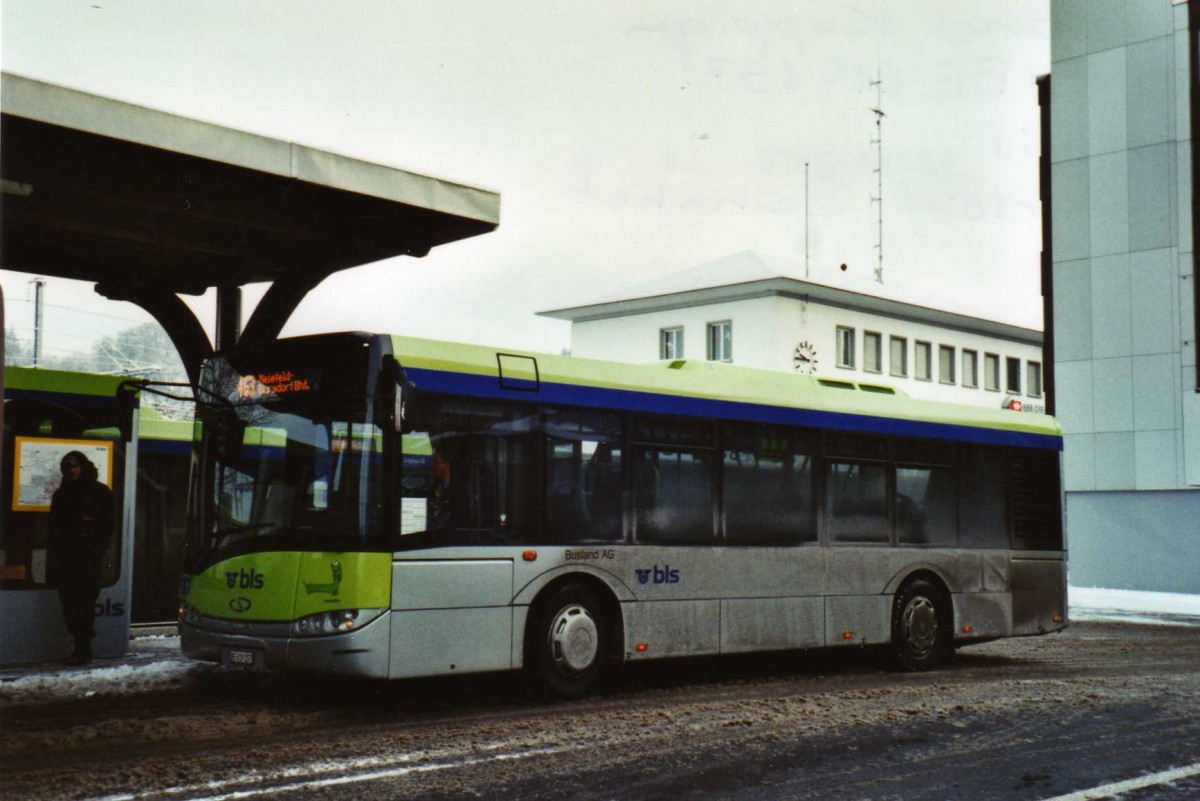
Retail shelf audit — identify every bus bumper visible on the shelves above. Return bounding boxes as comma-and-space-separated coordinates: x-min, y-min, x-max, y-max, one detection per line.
180, 611, 391, 679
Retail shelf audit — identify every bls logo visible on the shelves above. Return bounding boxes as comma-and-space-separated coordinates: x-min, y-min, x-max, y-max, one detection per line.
225, 568, 265, 590
635, 565, 680, 585
93, 598, 125, 617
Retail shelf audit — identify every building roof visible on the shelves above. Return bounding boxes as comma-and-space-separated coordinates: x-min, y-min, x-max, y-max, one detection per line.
539, 250, 1042, 346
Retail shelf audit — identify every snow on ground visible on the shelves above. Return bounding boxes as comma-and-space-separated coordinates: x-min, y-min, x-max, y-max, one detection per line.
0, 635, 205, 707
1069, 586, 1200, 626
2, 589, 1198, 707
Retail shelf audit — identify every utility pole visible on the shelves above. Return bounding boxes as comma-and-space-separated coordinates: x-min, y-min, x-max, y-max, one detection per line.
30, 277, 46, 367
869, 71, 884, 284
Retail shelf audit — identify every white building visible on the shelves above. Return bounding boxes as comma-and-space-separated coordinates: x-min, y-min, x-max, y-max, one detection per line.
540, 251, 1045, 411
1047, 0, 1200, 593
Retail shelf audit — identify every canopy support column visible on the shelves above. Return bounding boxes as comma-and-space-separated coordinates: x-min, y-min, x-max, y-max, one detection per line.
215, 286, 242, 352
238, 271, 334, 348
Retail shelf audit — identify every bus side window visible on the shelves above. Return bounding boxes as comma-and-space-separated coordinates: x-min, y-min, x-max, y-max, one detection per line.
825, 461, 889, 544
896, 465, 956, 546
958, 445, 1008, 548
635, 447, 713, 543
722, 422, 816, 545
397, 396, 537, 544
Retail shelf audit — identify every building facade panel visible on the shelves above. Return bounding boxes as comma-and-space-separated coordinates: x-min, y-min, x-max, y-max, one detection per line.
1128, 143, 1176, 251
1051, 0, 1199, 592
1052, 56, 1090, 160
1052, 159, 1092, 260
1135, 428, 1179, 489
1087, 0, 1128, 53
1089, 253, 1132, 358
1065, 491, 1200, 593
1132, 353, 1180, 431
1130, 249, 1177, 355
1127, 36, 1172, 149
1091, 356, 1134, 432
1088, 47, 1129, 156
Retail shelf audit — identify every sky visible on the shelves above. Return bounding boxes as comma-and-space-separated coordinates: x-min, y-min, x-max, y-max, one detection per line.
1, 0, 1050, 362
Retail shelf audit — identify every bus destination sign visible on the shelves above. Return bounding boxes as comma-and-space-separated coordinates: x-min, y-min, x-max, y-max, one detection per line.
237, 370, 319, 401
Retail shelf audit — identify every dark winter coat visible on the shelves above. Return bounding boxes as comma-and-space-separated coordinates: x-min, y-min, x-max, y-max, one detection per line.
48, 457, 115, 581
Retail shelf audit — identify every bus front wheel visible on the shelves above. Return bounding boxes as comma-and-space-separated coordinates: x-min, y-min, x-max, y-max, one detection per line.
531, 583, 607, 699
890, 579, 952, 671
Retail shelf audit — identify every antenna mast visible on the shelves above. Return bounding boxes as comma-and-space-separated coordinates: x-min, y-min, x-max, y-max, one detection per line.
804, 161, 810, 279
869, 71, 884, 284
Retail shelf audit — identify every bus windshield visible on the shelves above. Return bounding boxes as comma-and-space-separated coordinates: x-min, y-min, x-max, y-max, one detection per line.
186, 336, 386, 568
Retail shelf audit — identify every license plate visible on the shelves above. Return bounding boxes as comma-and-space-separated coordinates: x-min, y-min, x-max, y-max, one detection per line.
226, 649, 257, 667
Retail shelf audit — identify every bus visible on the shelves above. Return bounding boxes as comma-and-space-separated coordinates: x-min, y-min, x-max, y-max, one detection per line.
179, 332, 1065, 697
0, 367, 138, 665
0, 367, 202, 660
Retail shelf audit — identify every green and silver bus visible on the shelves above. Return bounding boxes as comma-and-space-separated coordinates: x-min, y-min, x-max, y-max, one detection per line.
1, 367, 137, 665
179, 332, 1065, 697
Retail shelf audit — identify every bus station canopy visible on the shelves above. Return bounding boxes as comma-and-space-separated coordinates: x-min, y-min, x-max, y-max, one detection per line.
0, 72, 500, 373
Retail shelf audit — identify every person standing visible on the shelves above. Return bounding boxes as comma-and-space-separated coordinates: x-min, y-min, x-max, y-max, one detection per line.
48, 451, 114, 666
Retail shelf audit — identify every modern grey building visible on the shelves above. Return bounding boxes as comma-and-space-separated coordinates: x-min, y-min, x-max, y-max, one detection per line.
1048, 0, 1200, 593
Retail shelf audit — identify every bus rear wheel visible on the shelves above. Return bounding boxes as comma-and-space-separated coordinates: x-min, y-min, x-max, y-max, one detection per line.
891, 579, 951, 671
531, 583, 607, 699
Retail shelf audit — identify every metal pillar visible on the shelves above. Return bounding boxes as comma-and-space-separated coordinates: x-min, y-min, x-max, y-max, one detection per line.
215, 285, 242, 353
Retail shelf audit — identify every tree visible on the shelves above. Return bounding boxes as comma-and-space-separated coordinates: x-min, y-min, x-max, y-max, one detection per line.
91, 322, 186, 380
90, 323, 192, 420
4, 328, 30, 367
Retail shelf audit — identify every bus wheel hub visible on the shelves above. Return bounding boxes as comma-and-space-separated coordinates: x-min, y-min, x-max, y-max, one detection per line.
902, 596, 937, 656
549, 604, 598, 673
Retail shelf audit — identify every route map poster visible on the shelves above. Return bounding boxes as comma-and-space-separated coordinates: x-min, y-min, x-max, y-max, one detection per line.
11, 437, 114, 513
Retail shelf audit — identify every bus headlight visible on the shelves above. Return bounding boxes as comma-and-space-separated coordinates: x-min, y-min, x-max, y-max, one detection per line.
291, 608, 385, 637
179, 601, 201, 625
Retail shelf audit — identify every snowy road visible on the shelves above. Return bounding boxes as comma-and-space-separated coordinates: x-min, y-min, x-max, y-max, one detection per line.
3, 618, 1200, 801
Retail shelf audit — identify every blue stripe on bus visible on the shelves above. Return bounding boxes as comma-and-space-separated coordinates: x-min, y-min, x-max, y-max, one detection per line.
141, 439, 192, 456
404, 367, 1063, 451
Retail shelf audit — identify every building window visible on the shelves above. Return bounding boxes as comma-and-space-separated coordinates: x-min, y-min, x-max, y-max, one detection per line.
938, 345, 956, 385
1006, 357, 1022, 394
1027, 361, 1043, 398
962, 349, 979, 389
707, 321, 732, 362
863, 331, 882, 373
660, 327, 683, 360
890, 336, 907, 377
984, 353, 1000, 391
836, 326, 855, 369
915, 341, 932, 381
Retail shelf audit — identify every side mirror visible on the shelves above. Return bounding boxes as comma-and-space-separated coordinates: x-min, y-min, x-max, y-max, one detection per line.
381, 357, 417, 434
115, 383, 141, 443
396, 379, 417, 434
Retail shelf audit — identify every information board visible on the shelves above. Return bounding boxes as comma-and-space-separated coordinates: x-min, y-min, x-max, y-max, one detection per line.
11, 437, 114, 512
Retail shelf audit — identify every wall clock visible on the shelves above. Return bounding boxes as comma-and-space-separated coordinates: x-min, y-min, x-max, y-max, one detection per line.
793, 341, 818, 374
